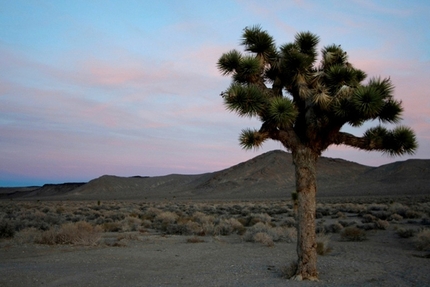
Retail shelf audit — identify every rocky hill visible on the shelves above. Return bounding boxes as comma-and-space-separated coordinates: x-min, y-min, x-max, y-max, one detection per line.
1, 150, 429, 200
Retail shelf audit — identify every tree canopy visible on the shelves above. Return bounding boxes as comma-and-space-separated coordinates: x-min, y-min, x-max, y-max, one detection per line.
217, 25, 417, 157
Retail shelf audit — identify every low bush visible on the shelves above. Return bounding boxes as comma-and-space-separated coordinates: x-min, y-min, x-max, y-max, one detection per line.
102, 222, 122, 232
0, 220, 15, 239
36, 221, 101, 245
414, 229, 430, 251
253, 232, 274, 247
316, 234, 332, 255
375, 219, 390, 230
280, 261, 298, 279
395, 228, 416, 238
341, 227, 366, 241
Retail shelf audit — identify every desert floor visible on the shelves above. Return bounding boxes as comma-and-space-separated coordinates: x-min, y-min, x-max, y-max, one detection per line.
1, 198, 429, 287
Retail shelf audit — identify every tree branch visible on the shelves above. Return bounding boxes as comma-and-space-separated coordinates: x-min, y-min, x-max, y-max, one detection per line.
259, 123, 300, 151
332, 131, 382, 150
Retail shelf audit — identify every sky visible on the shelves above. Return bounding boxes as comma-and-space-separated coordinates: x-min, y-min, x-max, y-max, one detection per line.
1, 0, 429, 186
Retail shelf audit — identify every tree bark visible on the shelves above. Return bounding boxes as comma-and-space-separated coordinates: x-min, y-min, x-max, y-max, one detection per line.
292, 147, 318, 281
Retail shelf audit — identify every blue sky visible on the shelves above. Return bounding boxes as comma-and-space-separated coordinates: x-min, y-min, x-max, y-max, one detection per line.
1, 0, 429, 186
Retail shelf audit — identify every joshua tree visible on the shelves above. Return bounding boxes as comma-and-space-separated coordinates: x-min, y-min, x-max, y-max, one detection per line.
217, 26, 417, 281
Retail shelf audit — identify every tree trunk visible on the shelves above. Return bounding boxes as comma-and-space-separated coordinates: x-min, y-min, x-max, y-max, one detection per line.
292, 147, 318, 281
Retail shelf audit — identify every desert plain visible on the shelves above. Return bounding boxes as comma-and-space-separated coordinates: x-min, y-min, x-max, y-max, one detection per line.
1, 150, 430, 287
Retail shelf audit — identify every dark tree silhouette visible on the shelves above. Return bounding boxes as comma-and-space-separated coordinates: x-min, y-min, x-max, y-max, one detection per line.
217, 26, 417, 280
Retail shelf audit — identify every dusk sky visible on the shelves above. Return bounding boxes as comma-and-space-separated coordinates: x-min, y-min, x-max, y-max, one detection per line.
1, 1, 429, 186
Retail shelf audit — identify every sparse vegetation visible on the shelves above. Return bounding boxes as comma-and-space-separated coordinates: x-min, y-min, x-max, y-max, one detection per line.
341, 227, 367, 241
1, 198, 429, 253
316, 234, 332, 255
414, 229, 430, 251
280, 261, 298, 279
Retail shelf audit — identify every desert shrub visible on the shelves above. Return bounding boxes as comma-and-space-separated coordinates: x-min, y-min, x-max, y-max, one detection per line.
389, 203, 409, 217
192, 212, 214, 225
367, 203, 387, 211
341, 227, 366, 241
56, 221, 101, 245
414, 229, 430, 251
280, 261, 298, 279
36, 229, 57, 245
325, 223, 343, 233
102, 222, 122, 232
214, 218, 245, 236
0, 220, 15, 238
185, 221, 203, 236
142, 207, 162, 220
316, 207, 331, 217
270, 226, 296, 242
154, 211, 178, 225
362, 214, 377, 223
105, 212, 125, 222
405, 210, 422, 219
165, 223, 188, 235
141, 219, 152, 228
243, 222, 295, 243
253, 232, 274, 247
370, 211, 391, 220
248, 213, 272, 226
390, 213, 403, 221
122, 216, 141, 231
201, 222, 215, 236
375, 219, 389, 230
395, 228, 416, 238
14, 228, 40, 244
37, 221, 101, 245
243, 222, 270, 242
316, 234, 332, 255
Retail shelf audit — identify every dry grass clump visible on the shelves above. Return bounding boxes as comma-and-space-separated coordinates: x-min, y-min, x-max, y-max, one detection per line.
414, 229, 430, 251
36, 221, 101, 245
214, 218, 245, 236
340, 226, 367, 241
102, 222, 122, 232
280, 261, 298, 279
375, 219, 389, 230
13, 228, 40, 244
316, 234, 332, 255
243, 222, 296, 245
252, 232, 274, 247
395, 227, 416, 238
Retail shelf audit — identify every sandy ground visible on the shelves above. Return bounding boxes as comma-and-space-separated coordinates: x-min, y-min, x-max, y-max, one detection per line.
1, 228, 429, 287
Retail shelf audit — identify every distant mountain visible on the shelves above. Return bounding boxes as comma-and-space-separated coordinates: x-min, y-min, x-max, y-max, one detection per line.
1, 150, 429, 200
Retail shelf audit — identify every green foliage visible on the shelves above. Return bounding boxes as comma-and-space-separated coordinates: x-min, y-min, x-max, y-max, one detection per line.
268, 97, 297, 128
224, 84, 267, 117
239, 129, 266, 150
241, 25, 276, 59
217, 50, 242, 76
217, 26, 418, 156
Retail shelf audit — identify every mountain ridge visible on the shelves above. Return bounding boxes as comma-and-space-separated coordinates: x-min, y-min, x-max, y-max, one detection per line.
1, 150, 429, 200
